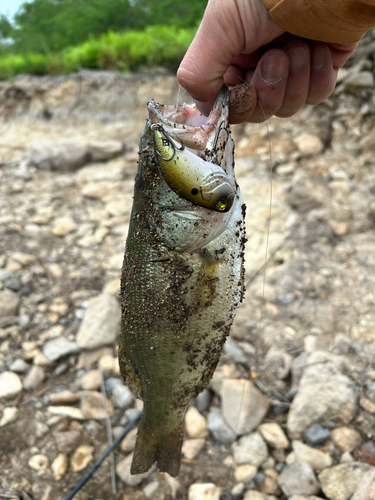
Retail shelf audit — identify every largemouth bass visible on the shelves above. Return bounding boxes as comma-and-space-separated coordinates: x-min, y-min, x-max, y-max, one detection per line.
119, 86, 246, 477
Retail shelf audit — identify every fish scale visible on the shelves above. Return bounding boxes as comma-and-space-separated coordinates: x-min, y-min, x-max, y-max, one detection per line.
119, 86, 246, 477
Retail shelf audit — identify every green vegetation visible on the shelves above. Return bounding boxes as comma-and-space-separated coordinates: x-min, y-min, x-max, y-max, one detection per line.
0, 0, 205, 79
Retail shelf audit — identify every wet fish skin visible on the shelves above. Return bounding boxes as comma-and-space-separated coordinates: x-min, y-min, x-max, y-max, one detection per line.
119, 87, 246, 477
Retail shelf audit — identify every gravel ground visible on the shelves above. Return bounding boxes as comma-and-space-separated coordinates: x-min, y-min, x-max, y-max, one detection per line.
1, 33, 375, 500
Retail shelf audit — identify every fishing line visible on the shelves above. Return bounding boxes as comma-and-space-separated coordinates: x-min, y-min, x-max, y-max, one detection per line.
176, 84, 182, 108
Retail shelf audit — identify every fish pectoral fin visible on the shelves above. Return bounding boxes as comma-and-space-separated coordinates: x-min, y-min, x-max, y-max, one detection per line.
131, 419, 183, 477
192, 249, 221, 310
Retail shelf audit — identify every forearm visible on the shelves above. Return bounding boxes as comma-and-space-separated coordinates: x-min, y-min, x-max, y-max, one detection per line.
262, 0, 375, 43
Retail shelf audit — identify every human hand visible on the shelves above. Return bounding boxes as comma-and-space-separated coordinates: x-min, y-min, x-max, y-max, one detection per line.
177, 0, 358, 123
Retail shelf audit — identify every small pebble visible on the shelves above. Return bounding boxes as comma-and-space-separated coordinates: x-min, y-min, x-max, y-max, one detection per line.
304, 424, 331, 446
182, 438, 206, 460
51, 453, 68, 480
258, 423, 289, 450
185, 406, 208, 439
331, 427, 361, 453
28, 454, 49, 471
188, 483, 221, 500
0, 407, 18, 427
71, 445, 94, 472
278, 462, 320, 496
232, 432, 268, 467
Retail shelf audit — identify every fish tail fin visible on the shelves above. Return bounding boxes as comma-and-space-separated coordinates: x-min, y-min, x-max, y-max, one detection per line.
131, 420, 183, 477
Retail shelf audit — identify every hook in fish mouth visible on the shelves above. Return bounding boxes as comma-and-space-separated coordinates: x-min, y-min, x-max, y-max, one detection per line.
151, 123, 185, 161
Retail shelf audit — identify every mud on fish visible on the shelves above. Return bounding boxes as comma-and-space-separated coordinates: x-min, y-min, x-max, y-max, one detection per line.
119, 86, 246, 477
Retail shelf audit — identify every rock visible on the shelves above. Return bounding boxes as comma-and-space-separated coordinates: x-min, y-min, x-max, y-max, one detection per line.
23, 365, 45, 391
29, 139, 88, 171
222, 337, 247, 364
112, 384, 135, 409
80, 391, 113, 419
331, 427, 361, 453
51, 216, 78, 236
234, 464, 257, 483
0, 289, 20, 318
294, 134, 324, 156
120, 427, 137, 453
51, 453, 68, 480
243, 492, 267, 500
76, 294, 121, 349
89, 140, 123, 161
79, 369, 101, 390
0, 371, 22, 399
221, 379, 269, 435
287, 362, 357, 437
258, 423, 289, 449
304, 424, 331, 446
76, 347, 108, 369
116, 453, 154, 486
360, 396, 375, 414
98, 352, 118, 373
182, 438, 206, 460
143, 481, 159, 499
103, 278, 120, 298
8, 359, 29, 373
185, 406, 208, 439
49, 390, 81, 405
28, 454, 49, 471
188, 483, 221, 500
318, 463, 373, 500
351, 468, 375, 500
292, 440, 332, 470
43, 336, 81, 361
0, 406, 18, 426
54, 430, 82, 454
344, 71, 375, 92
207, 408, 237, 443
71, 445, 94, 472
195, 389, 211, 413
47, 406, 85, 420
262, 468, 280, 495
278, 462, 320, 496
232, 432, 268, 467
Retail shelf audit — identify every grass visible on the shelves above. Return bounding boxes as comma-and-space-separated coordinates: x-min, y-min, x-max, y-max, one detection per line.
0, 25, 196, 79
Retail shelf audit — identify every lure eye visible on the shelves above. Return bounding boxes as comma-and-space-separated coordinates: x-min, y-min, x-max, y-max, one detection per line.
191, 188, 199, 195
216, 200, 227, 211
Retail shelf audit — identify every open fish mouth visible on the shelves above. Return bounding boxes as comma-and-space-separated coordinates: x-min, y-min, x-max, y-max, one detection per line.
147, 86, 236, 213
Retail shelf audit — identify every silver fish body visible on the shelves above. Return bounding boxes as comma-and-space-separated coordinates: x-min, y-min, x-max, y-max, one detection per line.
119, 86, 246, 477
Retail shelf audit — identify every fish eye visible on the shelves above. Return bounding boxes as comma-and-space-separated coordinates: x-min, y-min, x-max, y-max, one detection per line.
191, 188, 199, 195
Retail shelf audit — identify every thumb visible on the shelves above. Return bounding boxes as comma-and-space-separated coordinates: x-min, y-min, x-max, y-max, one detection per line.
177, 0, 283, 115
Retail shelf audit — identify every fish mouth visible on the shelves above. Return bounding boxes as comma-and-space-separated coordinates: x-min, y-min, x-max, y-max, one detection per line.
147, 86, 229, 153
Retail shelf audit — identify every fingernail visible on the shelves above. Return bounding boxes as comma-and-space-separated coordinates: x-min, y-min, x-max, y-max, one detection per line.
312, 45, 328, 69
194, 99, 211, 116
287, 46, 308, 72
260, 55, 288, 84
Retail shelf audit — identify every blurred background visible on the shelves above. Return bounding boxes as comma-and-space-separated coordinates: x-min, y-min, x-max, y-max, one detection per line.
0, 0, 205, 79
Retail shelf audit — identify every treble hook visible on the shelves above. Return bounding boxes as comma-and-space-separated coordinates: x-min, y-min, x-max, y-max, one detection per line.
151, 123, 184, 161
210, 120, 230, 163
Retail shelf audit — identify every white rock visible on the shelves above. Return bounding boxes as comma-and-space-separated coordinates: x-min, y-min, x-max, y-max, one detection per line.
278, 462, 320, 496
344, 71, 375, 91
0, 371, 22, 399
243, 491, 267, 500
47, 406, 85, 420
80, 391, 113, 419
221, 379, 269, 435
185, 406, 208, 439
207, 408, 237, 443
28, 454, 49, 471
23, 365, 45, 390
9, 358, 29, 373
294, 134, 324, 156
318, 462, 373, 500
352, 468, 375, 500
182, 438, 206, 460
89, 140, 123, 161
287, 362, 357, 437
292, 440, 332, 470
71, 445, 94, 472
234, 464, 257, 483
51, 453, 68, 480
112, 384, 134, 409
79, 369, 101, 390
232, 432, 268, 466
258, 423, 289, 449
0, 406, 18, 426
29, 139, 88, 171
120, 427, 137, 453
52, 216, 78, 236
43, 336, 81, 361
76, 294, 121, 349
188, 483, 221, 500
143, 480, 159, 499
0, 289, 20, 318
116, 453, 154, 486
